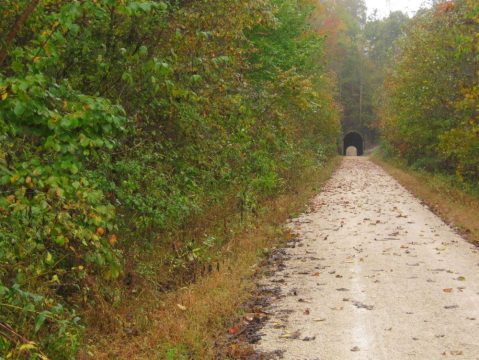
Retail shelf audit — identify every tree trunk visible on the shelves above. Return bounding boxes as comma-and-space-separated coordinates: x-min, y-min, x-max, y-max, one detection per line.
0, 0, 40, 67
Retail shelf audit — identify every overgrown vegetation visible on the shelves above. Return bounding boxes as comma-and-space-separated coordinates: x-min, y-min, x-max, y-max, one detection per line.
0, 0, 340, 358
380, 0, 479, 183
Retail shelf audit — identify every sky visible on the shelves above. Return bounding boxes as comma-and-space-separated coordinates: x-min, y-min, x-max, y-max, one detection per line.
365, 0, 431, 18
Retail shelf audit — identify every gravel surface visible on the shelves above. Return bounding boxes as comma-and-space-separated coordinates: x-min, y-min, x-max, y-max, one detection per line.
255, 157, 479, 359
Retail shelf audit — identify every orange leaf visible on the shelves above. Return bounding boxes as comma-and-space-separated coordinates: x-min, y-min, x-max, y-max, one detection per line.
109, 234, 117, 246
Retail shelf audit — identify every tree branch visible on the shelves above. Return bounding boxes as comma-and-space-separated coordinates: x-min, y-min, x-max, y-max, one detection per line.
0, 0, 40, 67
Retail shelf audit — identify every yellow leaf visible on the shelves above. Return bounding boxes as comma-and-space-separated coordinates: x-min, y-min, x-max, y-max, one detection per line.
1, 92, 7, 101
19, 342, 37, 351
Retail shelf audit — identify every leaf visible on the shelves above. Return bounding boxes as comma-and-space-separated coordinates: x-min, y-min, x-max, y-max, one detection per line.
19, 342, 38, 351
139, 45, 148, 56
230, 326, 238, 334
108, 234, 117, 246
45, 252, 54, 265
443, 288, 452, 293
14, 102, 26, 116
177, 304, 187, 311
190, 74, 202, 84
34, 312, 48, 333
55, 236, 66, 246
1, 92, 7, 100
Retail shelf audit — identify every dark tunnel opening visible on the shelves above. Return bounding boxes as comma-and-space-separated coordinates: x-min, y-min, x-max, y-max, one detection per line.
343, 132, 364, 156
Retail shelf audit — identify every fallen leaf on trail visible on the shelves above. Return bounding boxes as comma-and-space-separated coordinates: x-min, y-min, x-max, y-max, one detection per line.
335, 274, 343, 278
344, 256, 354, 263
350, 346, 360, 352
457, 276, 466, 281
443, 288, 453, 293
352, 301, 374, 310
313, 272, 320, 277
280, 330, 301, 339
450, 350, 463, 356
444, 305, 459, 309
230, 326, 238, 334
177, 304, 187, 311
304, 309, 310, 315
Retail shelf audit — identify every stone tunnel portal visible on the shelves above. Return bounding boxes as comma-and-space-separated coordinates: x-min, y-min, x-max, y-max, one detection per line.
343, 132, 364, 156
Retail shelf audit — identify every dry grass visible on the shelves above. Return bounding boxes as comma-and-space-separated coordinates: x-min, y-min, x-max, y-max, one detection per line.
83, 157, 341, 359
371, 154, 479, 246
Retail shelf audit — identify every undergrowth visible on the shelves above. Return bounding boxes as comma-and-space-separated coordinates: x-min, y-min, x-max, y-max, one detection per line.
85, 157, 341, 359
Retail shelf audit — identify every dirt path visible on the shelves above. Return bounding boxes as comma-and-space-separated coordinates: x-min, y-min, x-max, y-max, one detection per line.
254, 157, 479, 359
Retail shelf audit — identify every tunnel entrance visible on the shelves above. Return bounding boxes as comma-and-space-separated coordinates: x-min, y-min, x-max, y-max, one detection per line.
343, 132, 364, 156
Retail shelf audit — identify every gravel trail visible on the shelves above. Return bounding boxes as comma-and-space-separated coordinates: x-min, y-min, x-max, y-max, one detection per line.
255, 157, 479, 359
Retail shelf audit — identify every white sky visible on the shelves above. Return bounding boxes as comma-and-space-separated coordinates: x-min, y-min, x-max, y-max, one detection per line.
366, 0, 432, 18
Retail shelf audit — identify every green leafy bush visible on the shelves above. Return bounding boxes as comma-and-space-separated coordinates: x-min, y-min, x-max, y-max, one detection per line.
0, 0, 340, 357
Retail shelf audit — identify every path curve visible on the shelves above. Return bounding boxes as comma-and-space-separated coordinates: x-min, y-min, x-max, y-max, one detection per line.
255, 157, 479, 359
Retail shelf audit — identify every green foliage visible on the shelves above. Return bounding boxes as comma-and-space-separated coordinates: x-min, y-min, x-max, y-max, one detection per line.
0, 0, 339, 357
381, 0, 479, 182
